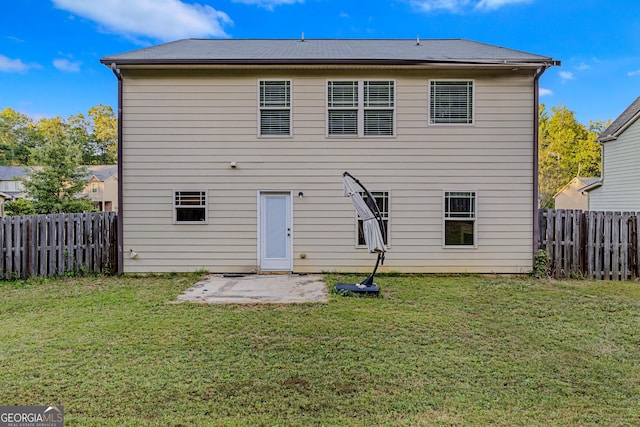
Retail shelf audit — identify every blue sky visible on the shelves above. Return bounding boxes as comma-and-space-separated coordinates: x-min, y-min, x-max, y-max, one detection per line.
1, 0, 639, 125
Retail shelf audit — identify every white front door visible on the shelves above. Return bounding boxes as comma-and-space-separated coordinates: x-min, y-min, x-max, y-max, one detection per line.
259, 192, 292, 271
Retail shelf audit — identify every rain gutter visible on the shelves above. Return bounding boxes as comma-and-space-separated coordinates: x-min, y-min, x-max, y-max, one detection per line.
532, 64, 551, 257
100, 57, 561, 68
110, 63, 124, 273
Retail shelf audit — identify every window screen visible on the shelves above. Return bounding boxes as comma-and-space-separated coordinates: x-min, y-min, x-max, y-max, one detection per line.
328, 80, 395, 137
259, 80, 291, 136
430, 81, 473, 124
174, 190, 207, 223
444, 191, 476, 246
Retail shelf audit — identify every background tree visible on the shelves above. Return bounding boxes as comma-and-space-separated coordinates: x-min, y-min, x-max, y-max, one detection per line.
0, 108, 39, 165
66, 105, 118, 165
3, 198, 35, 216
538, 104, 606, 208
21, 123, 93, 214
88, 104, 117, 164
0, 105, 117, 166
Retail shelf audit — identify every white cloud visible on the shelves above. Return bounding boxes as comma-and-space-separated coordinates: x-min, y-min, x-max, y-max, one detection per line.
410, 0, 469, 13
576, 62, 591, 71
628, 70, 640, 77
539, 88, 553, 97
339, 11, 349, 18
51, 0, 232, 41
409, 0, 530, 12
559, 71, 574, 81
232, 0, 304, 11
0, 54, 30, 73
474, 0, 531, 11
53, 58, 82, 72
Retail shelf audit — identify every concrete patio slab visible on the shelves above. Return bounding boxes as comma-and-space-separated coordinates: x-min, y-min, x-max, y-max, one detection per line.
175, 274, 328, 304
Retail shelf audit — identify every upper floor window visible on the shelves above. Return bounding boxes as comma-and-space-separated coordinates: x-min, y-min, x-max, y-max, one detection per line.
174, 190, 207, 224
443, 191, 476, 247
328, 80, 395, 137
429, 80, 474, 125
259, 80, 291, 136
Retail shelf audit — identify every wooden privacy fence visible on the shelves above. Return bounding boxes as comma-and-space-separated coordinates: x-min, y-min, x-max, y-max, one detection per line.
0, 212, 117, 280
538, 209, 640, 280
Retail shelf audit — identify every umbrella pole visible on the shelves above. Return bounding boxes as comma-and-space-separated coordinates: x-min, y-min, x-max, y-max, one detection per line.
359, 252, 383, 288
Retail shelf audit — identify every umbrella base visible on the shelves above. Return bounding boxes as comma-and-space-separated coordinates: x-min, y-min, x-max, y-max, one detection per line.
334, 283, 380, 296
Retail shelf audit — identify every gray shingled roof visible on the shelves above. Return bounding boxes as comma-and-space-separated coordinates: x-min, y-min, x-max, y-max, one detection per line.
597, 96, 640, 142
88, 165, 117, 181
0, 166, 34, 180
101, 38, 558, 66
578, 177, 601, 187
0, 165, 116, 182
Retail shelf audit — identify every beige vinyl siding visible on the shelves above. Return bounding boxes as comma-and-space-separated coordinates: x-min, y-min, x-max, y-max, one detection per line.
120, 69, 535, 273
589, 118, 640, 211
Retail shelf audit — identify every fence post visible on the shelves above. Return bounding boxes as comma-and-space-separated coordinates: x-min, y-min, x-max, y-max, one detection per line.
0, 218, 3, 280
636, 215, 640, 279
620, 213, 630, 280
6, 217, 14, 279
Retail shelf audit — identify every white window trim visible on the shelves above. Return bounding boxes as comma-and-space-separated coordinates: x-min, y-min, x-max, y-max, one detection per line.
257, 79, 293, 138
326, 79, 396, 138
355, 190, 391, 249
173, 189, 208, 224
428, 79, 475, 126
442, 190, 478, 249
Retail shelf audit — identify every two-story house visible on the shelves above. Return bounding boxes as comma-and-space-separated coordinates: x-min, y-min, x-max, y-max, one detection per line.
582, 97, 640, 210
101, 38, 559, 274
86, 165, 118, 212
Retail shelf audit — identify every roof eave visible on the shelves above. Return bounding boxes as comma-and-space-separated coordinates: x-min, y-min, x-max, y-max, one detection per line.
579, 180, 603, 193
100, 58, 559, 68
596, 135, 617, 143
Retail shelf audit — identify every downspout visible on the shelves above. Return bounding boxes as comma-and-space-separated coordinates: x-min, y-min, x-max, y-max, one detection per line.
532, 64, 549, 257
110, 63, 124, 273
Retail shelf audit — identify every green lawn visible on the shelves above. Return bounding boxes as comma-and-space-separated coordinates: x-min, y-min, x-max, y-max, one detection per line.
1, 273, 639, 426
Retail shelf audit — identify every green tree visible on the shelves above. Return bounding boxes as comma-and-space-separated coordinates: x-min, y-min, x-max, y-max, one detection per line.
67, 105, 118, 165
3, 198, 35, 216
0, 107, 40, 165
22, 121, 93, 214
88, 104, 117, 164
0, 104, 117, 166
538, 104, 605, 208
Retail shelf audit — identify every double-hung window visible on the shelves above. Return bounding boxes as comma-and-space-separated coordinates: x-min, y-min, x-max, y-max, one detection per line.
429, 80, 474, 124
357, 191, 389, 247
328, 80, 395, 137
259, 80, 291, 136
443, 191, 476, 247
174, 190, 207, 223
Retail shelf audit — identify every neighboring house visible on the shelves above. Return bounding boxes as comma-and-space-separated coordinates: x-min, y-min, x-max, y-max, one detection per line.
553, 177, 600, 210
0, 166, 29, 199
0, 165, 118, 212
100, 38, 559, 274
584, 97, 640, 211
86, 165, 118, 212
